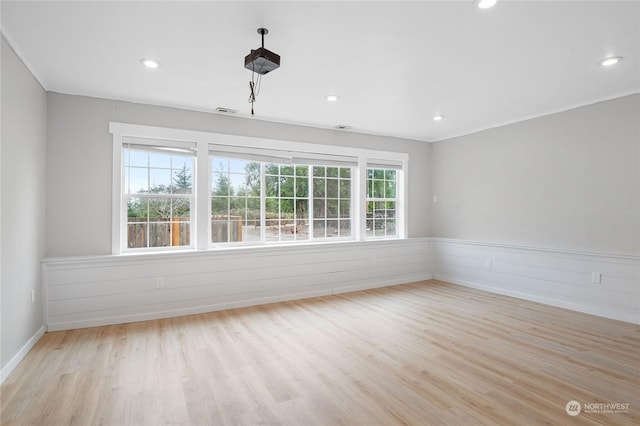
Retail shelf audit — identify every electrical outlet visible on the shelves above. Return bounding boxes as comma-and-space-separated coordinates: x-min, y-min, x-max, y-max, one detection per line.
31, 289, 35, 303
485, 259, 492, 269
371, 256, 377, 265
155, 277, 164, 289
591, 272, 601, 284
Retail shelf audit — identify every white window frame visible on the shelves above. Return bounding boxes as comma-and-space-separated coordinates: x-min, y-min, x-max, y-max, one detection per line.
122, 139, 197, 252
365, 160, 403, 239
209, 146, 358, 246
110, 122, 408, 254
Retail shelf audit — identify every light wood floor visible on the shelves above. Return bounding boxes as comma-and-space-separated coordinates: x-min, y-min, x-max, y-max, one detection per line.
1, 280, 639, 425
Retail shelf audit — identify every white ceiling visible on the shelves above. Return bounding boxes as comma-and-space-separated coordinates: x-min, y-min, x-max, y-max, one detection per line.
2, 1, 638, 142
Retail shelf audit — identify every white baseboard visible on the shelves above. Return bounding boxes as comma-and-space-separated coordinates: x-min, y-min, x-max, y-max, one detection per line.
1, 326, 45, 384
331, 273, 434, 295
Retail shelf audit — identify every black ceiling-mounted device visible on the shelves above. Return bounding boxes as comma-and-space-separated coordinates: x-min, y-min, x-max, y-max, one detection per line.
244, 28, 280, 75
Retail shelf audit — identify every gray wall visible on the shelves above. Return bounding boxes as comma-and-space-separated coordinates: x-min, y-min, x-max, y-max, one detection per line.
1, 37, 47, 372
46, 93, 431, 257
430, 94, 640, 254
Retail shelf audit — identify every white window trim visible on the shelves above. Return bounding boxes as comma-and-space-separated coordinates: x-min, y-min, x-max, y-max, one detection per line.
121, 137, 197, 253
110, 122, 408, 254
365, 164, 404, 240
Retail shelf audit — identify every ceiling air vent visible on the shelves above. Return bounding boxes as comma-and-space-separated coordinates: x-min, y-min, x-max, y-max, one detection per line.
216, 107, 237, 114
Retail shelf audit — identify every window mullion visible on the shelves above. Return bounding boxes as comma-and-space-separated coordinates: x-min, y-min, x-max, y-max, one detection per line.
398, 167, 407, 238
145, 195, 150, 248
278, 167, 282, 242
357, 156, 367, 241
226, 166, 231, 243
112, 132, 124, 254
260, 162, 266, 242
293, 173, 297, 241
323, 176, 328, 239
196, 139, 209, 250
308, 169, 314, 241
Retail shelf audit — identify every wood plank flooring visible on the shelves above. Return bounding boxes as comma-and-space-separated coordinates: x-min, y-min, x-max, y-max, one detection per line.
1, 280, 639, 425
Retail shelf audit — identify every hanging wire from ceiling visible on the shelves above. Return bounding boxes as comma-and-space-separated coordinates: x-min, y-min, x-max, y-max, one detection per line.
248, 50, 262, 116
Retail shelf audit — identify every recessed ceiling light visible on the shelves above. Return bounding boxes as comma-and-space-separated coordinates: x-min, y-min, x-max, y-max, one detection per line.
141, 58, 160, 69
433, 115, 444, 121
326, 95, 339, 102
477, 0, 497, 8
600, 56, 623, 67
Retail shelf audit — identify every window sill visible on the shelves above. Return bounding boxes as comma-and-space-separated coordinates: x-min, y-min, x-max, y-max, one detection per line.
44, 237, 421, 265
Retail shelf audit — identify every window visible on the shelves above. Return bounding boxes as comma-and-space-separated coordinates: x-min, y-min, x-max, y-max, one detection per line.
366, 168, 397, 238
264, 163, 310, 242
123, 140, 195, 250
110, 123, 407, 254
210, 157, 261, 243
312, 166, 351, 239
208, 147, 356, 244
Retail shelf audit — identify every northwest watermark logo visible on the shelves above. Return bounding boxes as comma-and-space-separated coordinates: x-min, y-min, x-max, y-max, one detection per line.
565, 401, 581, 416
566, 400, 630, 416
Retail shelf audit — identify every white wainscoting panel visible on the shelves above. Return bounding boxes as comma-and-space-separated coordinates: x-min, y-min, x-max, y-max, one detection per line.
43, 237, 638, 331
432, 238, 640, 324
43, 239, 433, 331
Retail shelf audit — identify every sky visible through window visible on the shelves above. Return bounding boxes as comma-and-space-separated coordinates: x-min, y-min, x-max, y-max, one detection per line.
211, 158, 253, 193
124, 149, 194, 193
